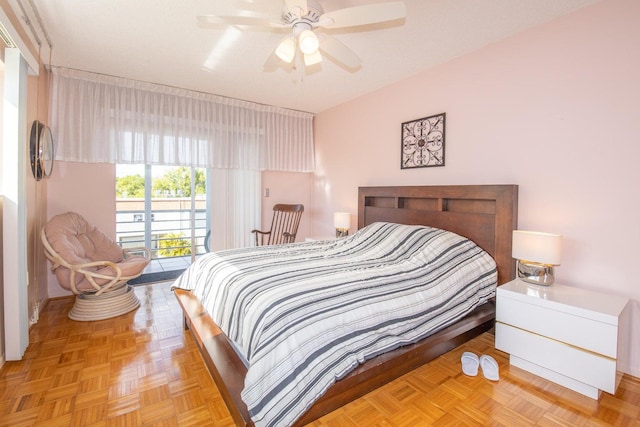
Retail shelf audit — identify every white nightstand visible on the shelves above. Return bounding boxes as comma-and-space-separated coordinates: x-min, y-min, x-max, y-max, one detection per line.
495, 279, 630, 399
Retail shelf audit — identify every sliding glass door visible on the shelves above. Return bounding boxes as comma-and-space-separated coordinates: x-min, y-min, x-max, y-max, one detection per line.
115, 164, 208, 268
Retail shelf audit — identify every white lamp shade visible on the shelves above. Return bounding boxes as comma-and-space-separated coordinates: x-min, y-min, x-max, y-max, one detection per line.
275, 38, 295, 63
304, 50, 322, 66
512, 230, 562, 265
333, 212, 351, 230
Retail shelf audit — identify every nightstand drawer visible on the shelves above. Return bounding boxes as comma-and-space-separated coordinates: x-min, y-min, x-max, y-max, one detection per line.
495, 279, 629, 399
496, 295, 618, 358
495, 323, 617, 393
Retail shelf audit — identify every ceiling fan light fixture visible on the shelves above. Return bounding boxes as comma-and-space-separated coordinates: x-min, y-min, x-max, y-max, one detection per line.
199, 0, 408, 71
298, 29, 319, 55
304, 50, 322, 66
275, 37, 296, 63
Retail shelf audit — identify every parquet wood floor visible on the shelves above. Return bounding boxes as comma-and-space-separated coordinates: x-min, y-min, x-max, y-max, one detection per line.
1, 281, 639, 426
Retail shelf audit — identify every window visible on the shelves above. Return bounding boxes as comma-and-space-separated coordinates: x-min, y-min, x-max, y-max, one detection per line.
116, 164, 208, 265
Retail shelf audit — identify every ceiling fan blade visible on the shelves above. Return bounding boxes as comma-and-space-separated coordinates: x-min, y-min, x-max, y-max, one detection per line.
197, 15, 285, 28
197, 0, 287, 28
284, 0, 308, 17
264, 50, 281, 72
317, 1, 406, 29
205, 0, 283, 16
319, 36, 362, 69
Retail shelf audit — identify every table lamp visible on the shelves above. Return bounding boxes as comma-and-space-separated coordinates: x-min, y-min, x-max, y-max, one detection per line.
512, 230, 562, 286
334, 212, 351, 237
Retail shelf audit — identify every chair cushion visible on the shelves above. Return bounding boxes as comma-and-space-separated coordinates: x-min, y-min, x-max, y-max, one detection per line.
45, 212, 147, 292
46, 212, 122, 264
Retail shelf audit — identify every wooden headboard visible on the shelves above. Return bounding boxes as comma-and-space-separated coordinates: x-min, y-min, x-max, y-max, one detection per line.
358, 185, 518, 285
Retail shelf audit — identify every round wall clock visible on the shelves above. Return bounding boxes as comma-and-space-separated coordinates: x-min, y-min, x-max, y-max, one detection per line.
29, 120, 55, 181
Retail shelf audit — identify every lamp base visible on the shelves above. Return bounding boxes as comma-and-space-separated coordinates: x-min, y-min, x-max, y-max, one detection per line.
516, 260, 555, 286
335, 228, 349, 238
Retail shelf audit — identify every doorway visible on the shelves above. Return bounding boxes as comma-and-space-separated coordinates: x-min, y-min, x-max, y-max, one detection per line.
115, 164, 208, 283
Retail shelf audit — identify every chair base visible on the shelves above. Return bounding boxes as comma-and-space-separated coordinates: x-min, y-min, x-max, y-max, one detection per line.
68, 284, 140, 321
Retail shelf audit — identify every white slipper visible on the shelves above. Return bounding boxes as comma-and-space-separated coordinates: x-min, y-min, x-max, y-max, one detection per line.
461, 352, 479, 376
480, 355, 500, 381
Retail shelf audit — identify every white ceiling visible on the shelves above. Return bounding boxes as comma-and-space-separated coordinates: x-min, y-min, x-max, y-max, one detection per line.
12, 0, 598, 114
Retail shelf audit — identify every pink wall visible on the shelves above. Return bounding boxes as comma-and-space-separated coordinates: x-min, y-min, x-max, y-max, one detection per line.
46, 161, 116, 298
261, 171, 314, 241
313, 0, 640, 376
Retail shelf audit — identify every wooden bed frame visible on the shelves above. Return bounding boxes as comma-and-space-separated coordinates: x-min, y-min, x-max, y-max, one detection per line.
174, 184, 518, 426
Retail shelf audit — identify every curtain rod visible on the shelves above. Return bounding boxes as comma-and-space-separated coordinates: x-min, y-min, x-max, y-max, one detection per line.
49, 65, 315, 117
26, 0, 52, 49
16, 0, 52, 49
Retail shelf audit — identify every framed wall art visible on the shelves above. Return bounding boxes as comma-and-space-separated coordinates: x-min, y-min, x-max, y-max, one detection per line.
401, 112, 445, 169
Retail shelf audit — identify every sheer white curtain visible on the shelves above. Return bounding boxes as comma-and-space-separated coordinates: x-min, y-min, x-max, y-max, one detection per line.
49, 67, 315, 171
49, 67, 314, 248
209, 169, 261, 250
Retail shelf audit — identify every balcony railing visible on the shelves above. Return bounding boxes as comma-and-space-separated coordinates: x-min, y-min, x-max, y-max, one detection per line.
116, 198, 207, 260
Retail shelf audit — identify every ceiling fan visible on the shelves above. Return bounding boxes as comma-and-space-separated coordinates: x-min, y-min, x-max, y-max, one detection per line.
197, 0, 406, 71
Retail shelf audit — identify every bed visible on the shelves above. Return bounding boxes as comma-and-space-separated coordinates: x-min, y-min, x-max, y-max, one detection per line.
173, 184, 518, 426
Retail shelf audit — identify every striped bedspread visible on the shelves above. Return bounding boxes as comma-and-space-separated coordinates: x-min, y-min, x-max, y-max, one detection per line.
173, 222, 497, 427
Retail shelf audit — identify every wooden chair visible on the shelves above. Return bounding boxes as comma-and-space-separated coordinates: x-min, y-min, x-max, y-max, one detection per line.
251, 204, 304, 246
